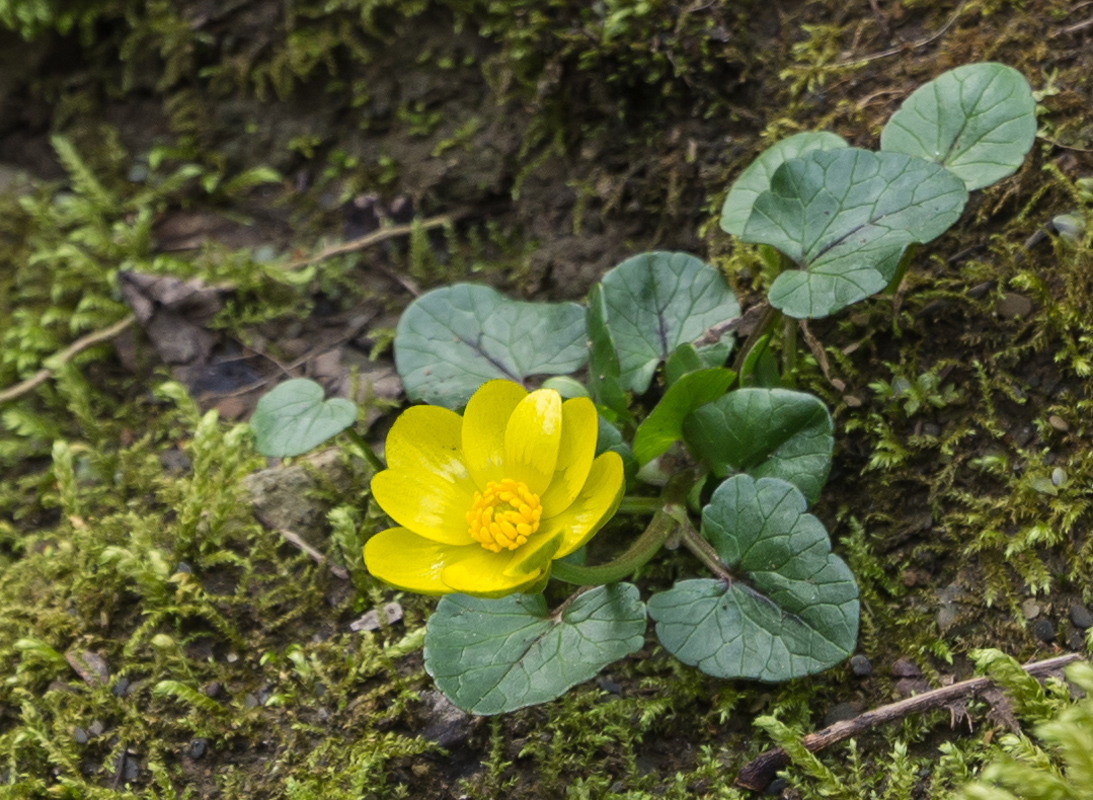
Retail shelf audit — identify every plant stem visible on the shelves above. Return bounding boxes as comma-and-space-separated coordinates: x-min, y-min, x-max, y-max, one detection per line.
781, 313, 798, 388
344, 428, 386, 473
617, 496, 661, 515
552, 475, 694, 586
883, 243, 918, 295
680, 523, 734, 582
731, 304, 778, 377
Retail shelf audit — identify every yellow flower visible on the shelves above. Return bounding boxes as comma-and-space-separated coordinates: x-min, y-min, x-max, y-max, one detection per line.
364, 379, 625, 598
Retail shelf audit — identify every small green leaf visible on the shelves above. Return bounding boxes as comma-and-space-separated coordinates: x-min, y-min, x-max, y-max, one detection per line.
881, 62, 1036, 191
424, 584, 647, 715
250, 379, 357, 457
647, 476, 858, 682
394, 284, 587, 408
586, 283, 631, 420
633, 368, 735, 465
682, 387, 833, 504
600, 252, 740, 394
721, 131, 848, 236
743, 148, 968, 318
664, 343, 705, 386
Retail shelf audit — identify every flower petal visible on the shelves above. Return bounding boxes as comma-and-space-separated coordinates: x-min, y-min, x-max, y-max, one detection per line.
541, 451, 625, 558
504, 389, 562, 496
462, 380, 527, 490
364, 527, 473, 595
440, 547, 547, 598
385, 405, 472, 486
503, 529, 563, 579
371, 467, 475, 545
539, 397, 598, 517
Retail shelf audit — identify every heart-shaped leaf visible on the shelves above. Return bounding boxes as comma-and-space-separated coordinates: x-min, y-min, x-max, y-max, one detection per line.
250, 378, 358, 457
632, 368, 735, 465
600, 252, 740, 394
394, 284, 587, 408
881, 62, 1036, 191
743, 147, 968, 318
721, 131, 848, 236
424, 584, 647, 715
647, 476, 858, 682
682, 388, 833, 504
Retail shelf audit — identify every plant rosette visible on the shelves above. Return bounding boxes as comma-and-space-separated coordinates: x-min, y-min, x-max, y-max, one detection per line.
247, 61, 1036, 715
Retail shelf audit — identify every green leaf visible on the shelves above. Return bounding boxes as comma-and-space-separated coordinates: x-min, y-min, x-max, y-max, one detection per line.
586, 283, 631, 420
664, 343, 705, 386
881, 62, 1036, 191
633, 368, 735, 465
647, 475, 858, 682
682, 387, 833, 504
424, 584, 647, 715
250, 379, 357, 457
394, 284, 587, 408
600, 252, 740, 394
720, 131, 848, 236
743, 148, 968, 318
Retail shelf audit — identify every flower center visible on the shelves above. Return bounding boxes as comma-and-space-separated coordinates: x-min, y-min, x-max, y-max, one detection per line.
466, 479, 543, 552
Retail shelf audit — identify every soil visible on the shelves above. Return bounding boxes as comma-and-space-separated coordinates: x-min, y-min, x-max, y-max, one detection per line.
2, 0, 1093, 798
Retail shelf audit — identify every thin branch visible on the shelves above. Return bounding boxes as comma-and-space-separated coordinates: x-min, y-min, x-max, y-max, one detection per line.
277, 528, 350, 580
735, 653, 1082, 791
0, 314, 137, 404
828, 0, 968, 68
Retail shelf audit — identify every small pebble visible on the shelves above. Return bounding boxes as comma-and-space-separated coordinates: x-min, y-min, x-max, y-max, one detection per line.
202, 681, 221, 698
89, 720, 104, 737
112, 677, 131, 697
1021, 599, 1041, 620
73, 727, 88, 745
1068, 628, 1086, 651
597, 679, 622, 695
822, 702, 859, 727
921, 423, 941, 437
766, 778, 788, 796
189, 739, 207, 760
243, 693, 259, 709
1070, 602, 1093, 629
849, 654, 873, 677
891, 658, 921, 678
1049, 415, 1069, 432
1032, 618, 1055, 643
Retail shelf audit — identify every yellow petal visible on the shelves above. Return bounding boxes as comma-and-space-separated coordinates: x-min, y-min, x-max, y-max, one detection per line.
440, 546, 546, 598
541, 451, 625, 558
539, 397, 598, 517
462, 380, 527, 490
385, 405, 472, 487
371, 467, 475, 545
503, 529, 563, 578
364, 527, 472, 595
504, 389, 562, 496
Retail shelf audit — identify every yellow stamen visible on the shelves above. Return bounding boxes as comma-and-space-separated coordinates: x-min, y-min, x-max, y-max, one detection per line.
467, 479, 542, 552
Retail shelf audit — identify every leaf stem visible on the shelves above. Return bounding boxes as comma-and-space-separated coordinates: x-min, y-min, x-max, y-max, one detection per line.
344, 428, 385, 473
731, 304, 778, 377
781, 313, 798, 388
680, 523, 734, 583
552, 475, 693, 586
617, 496, 662, 515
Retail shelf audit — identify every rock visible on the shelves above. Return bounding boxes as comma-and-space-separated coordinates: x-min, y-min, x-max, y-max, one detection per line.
349, 602, 404, 632
419, 690, 473, 749
89, 720, 105, 737
597, 678, 622, 695
995, 292, 1033, 319
1032, 618, 1055, 643
65, 650, 110, 687
891, 658, 921, 678
1049, 415, 1069, 432
849, 654, 873, 677
1021, 599, 1041, 620
1070, 602, 1093, 629
822, 701, 860, 727
73, 727, 88, 744
189, 738, 208, 760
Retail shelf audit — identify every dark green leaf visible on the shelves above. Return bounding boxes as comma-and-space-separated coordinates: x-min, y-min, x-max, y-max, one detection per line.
586, 283, 631, 420
250, 379, 357, 458
633, 368, 735, 465
425, 584, 647, 715
600, 252, 740, 394
721, 131, 848, 236
394, 284, 587, 408
881, 62, 1036, 191
664, 343, 705, 386
743, 148, 968, 318
647, 475, 858, 682
682, 387, 833, 504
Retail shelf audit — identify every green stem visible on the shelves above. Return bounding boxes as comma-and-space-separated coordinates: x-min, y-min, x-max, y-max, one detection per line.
680, 524, 734, 583
883, 244, 918, 295
731, 304, 778, 377
782, 314, 798, 389
617, 496, 661, 515
551, 504, 680, 585
345, 428, 385, 473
